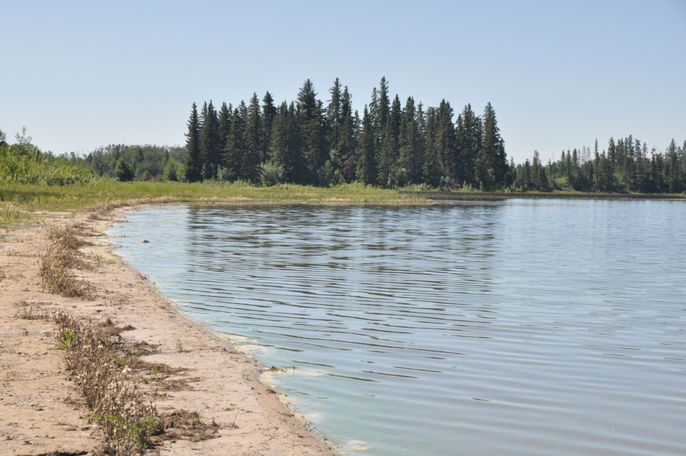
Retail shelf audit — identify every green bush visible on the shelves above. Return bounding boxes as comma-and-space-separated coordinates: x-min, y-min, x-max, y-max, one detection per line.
0, 143, 93, 185
114, 157, 135, 182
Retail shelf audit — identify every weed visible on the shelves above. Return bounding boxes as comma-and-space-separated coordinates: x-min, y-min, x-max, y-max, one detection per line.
53, 312, 161, 455
39, 225, 92, 298
14, 304, 50, 320
58, 328, 78, 349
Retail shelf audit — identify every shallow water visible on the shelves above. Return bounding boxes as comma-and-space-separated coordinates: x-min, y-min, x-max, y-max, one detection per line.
109, 200, 686, 456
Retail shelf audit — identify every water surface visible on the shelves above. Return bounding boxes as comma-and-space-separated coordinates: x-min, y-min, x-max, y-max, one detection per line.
109, 200, 686, 456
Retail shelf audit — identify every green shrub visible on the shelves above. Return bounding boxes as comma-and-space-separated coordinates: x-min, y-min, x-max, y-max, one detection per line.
0, 143, 92, 185
115, 157, 135, 182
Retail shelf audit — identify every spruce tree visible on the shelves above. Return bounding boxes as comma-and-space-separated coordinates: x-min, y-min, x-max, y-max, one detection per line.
435, 100, 457, 186
476, 102, 507, 190
261, 92, 277, 161
398, 97, 421, 185
423, 108, 441, 187
223, 102, 247, 181
376, 77, 390, 138
270, 102, 306, 183
337, 86, 357, 182
184, 103, 202, 182
297, 79, 327, 183
356, 106, 377, 185
455, 104, 481, 186
378, 94, 402, 186
200, 101, 221, 179
241, 93, 262, 182
326, 78, 343, 149
218, 102, 232, 154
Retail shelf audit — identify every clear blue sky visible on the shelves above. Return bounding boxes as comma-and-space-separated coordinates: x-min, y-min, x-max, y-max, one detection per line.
1, 0, 684, 163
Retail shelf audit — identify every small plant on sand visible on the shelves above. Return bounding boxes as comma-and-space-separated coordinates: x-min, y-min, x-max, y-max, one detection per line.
39, 225, 92, 298
58, 328, 78, 349
53, 312, 162, 454
14, 304, 50, 320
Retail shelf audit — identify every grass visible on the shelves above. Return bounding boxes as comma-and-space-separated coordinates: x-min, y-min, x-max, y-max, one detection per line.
2, 179, 425, 211
0, 180, 429, 227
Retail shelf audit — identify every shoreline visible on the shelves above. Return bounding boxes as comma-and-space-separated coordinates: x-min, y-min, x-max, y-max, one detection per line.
0, 204, 337, 455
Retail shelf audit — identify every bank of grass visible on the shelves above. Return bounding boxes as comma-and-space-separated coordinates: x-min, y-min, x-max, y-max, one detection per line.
0, 180, 429, 227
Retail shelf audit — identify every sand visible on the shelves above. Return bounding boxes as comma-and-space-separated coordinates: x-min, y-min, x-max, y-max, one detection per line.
0, 206, 337, 455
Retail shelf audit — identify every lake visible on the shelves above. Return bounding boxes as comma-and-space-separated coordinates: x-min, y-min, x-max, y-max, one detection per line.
108, 200, 686, 456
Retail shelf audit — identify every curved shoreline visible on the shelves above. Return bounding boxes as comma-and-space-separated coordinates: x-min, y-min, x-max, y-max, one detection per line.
0, 205, 337, 455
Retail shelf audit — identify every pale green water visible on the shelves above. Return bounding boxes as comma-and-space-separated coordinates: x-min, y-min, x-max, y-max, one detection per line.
109, 200, 686, 456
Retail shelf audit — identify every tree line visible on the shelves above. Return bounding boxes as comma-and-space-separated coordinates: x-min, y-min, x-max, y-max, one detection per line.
69, 144, 187, 182
183, 77, 510, 189
514, 137, 686, 193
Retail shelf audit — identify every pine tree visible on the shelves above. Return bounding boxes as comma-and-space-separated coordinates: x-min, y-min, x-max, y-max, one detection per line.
455, 104, 481, 186
398, 97, 421, 185
297, 79, 327, 183
338, 86, 357, 183
218, 102, 232, 154
356, 106, 377, 185
326, 78, 343, 149
200, 101, 221, 179
223, 102, 247, 181
241, 93, 262, 182
423, 108, 441, 187
270, 101, 306, 183
184, 103, 202, 182
376, 77, 390, 138
378, 94, 402, 187
261, 92, 277, 161
666, 139, 683, 193
476, 102, 507, 190
435, 100, 457, 186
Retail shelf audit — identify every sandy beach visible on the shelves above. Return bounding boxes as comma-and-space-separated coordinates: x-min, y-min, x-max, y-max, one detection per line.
0, 205, 337, 455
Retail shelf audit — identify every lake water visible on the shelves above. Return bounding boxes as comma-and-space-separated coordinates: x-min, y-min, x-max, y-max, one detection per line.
108, 200, 686, 456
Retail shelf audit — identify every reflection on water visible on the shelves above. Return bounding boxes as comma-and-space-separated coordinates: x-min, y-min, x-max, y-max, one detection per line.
109, 200, 686, 456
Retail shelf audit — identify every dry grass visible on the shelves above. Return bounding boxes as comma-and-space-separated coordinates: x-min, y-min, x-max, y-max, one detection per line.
39, 225, 92, 298
48, 225, 87, 250
14, 304, 50, 320
53, 312, 161, 455
155, 410, 219, 443
16, 308, 218, 453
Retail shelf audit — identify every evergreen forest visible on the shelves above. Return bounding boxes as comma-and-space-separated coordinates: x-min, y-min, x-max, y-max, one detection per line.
184, 77, 509, 189
181, 77, 686, 193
